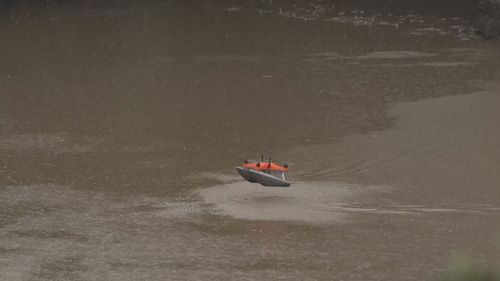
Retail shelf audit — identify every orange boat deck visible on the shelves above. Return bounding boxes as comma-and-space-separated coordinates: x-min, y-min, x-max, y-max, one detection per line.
242, 161, 288, 172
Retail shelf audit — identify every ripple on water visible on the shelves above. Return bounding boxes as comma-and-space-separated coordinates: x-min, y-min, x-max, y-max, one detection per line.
196, 175, 500, 223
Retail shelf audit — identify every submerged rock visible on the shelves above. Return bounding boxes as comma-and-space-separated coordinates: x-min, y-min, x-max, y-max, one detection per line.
477, 0, 500, 39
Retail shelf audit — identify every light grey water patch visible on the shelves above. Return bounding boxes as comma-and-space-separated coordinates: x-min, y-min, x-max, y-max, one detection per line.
197, 180, 390, 224
195, 54, 264, 63
0, 133, 96, 154
226, 7, 245, 13
193, 172, 243, 184
305, 50, 437, 62
317, 204, 500, 215
371, 62, 475, 68
197, 179, 500, 224
309, 51, 344, 60
354, 51, 436, 59
447, 48, 487, 56
418, 62, 475, 67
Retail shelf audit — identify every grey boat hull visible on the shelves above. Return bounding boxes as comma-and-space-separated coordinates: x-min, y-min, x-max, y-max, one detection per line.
236, 167, 291, 187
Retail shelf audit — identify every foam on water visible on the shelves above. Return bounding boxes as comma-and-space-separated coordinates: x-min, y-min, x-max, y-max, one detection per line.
196, 175, 500, 223
198, 180, 381, 224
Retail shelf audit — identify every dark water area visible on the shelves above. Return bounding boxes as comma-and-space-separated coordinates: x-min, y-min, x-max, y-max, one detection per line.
3, 0, 479, 16
0, 1, 499, 280
228, 0, 480, 18
0, 0, 482, 26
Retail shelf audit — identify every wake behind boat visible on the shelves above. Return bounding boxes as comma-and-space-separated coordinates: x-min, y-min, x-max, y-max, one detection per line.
236, 156, 291, 187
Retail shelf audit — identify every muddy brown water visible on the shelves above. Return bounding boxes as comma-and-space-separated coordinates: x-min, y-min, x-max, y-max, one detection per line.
1, 1, 499, 280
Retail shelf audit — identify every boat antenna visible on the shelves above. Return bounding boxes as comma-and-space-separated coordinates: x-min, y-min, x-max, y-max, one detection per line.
268, 157, 272, 169
261, 154, 264, 162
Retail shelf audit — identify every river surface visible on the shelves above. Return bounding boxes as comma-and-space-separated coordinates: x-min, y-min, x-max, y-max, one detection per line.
1, 1, 499, 280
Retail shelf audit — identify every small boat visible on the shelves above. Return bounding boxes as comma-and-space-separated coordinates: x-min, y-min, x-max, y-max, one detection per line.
236, 156, 291, 187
